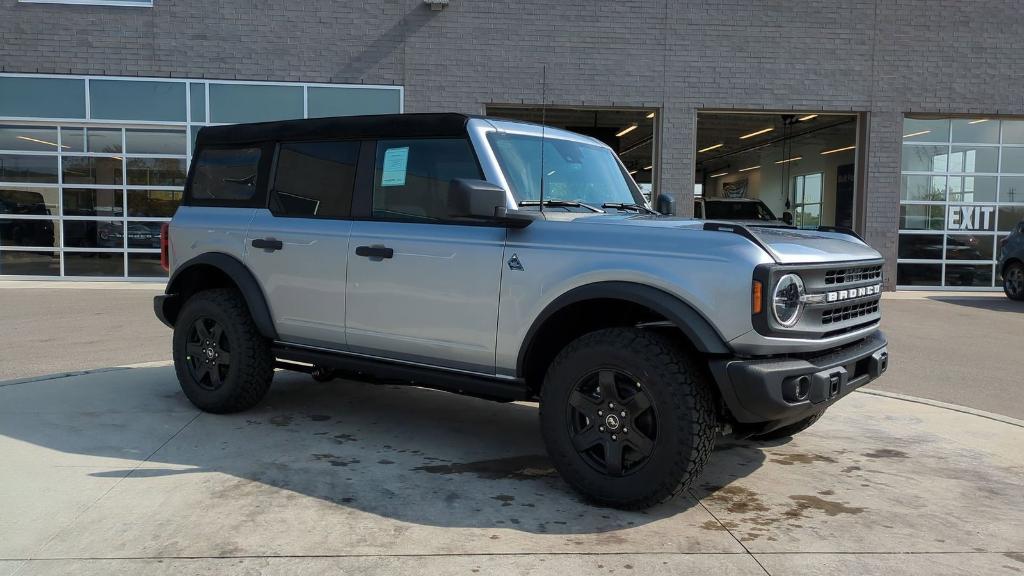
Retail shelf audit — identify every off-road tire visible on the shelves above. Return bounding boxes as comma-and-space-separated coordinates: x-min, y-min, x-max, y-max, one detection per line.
750, 413, 821, 441
539, 328, 717, 509
1004, 261, 1024, 301
173, 288, 274, 413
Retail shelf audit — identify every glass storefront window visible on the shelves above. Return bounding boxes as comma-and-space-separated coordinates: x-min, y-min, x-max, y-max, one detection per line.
951, 119, 999, 144
903, 118, 949, 143
0, 186, 59, 215
898, 116, 1024, 288
125, 129, 186, 155
902, 145, 948, 172
0, 76, 86, 119
89, 80, 186, 122
901, 175, 946, 201
63, 252, 124, 277
86, 128, 122, 153
0, 154, 59, 183
0, 74, 402, 279
62, 188, 124, 217
126, 158, 187, 186
0, 125, 61, 151
209, 83, 303, 123
62, 156, 123, 185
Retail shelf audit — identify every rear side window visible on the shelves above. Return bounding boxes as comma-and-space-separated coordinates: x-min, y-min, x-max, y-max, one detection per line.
270, 141, 359, 219
190, 147, 262, 202
372, 138, 481, 221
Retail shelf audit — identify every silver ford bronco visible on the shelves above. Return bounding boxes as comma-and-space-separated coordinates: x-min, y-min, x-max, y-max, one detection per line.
155, 113, 889, 509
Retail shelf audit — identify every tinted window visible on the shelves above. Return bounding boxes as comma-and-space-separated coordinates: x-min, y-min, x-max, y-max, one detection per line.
704, 200, 777, 221
372, 139, 481, 221
271, 141, 359, 219
191, 147, 262, 202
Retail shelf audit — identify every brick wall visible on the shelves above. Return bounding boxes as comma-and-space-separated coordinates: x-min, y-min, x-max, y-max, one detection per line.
3, 0, 1024, 275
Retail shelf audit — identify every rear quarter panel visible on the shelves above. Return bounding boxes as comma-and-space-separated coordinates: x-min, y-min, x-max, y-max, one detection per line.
168, 206, 255, 272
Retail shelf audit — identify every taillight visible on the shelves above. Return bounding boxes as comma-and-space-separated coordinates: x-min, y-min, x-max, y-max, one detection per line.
160, 223, 170, 271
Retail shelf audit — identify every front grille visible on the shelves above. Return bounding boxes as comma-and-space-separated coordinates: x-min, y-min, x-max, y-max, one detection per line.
821, 300, 880, 325
825, 265, 882, 285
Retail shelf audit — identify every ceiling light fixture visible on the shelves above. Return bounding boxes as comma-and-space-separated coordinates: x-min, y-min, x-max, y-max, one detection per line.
616, 124, 638, 137
628, 169, 638, 175
17, 135, 68, 149
798, 114, 819, 121
739, 165, 760, 172
698, 143, 724, 153
739, 127, 773, 139
775, 156, 802, 164
903, 130, 931, 139
709, 172, 729, 178
646, 112, 655, 119
643, 165, 653, 171
821, 145, 856, 155
968, 119, 989, 124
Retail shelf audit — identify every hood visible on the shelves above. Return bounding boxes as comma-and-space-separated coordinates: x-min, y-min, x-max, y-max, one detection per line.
562, 214, 882, 264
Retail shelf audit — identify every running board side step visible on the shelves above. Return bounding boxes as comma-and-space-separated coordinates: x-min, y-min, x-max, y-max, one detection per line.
271, 343, 533, 403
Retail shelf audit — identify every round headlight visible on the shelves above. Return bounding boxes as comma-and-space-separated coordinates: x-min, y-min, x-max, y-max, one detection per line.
773, 274, 805, 328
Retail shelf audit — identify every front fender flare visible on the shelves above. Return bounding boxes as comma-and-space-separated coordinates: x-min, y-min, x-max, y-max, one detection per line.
515, 281, 731, 378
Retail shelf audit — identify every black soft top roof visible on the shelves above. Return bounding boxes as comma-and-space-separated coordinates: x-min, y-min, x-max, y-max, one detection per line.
195, 113, 471, 148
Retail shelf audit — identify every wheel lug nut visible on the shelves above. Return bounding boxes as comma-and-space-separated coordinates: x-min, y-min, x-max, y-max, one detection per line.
611, 434, 617, 440
598, 410, 603, 416
609, 403, 614, 408
623, 428, 629, 433
620, 411, 626, 417
599, 426, 605, 432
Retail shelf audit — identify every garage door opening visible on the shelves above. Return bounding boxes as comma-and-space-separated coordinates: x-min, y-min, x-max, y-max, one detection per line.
486, 106, 657, 203
695, 111, 862, 230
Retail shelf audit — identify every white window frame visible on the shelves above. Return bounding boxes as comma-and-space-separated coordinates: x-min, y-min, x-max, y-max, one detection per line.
791, 172, 823, 228
18, 0, 152, 6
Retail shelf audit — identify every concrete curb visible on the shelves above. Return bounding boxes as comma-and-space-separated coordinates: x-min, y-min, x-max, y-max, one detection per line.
856, 388, 1024, 428
0, 361, 174, 388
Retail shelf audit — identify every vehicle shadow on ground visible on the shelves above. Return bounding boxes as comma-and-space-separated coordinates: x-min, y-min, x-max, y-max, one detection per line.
0, 367, 768, 535
926, 295, 1024, 313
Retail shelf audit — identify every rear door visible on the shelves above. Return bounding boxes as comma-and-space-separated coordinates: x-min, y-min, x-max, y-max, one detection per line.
345, 138, 506, 373
244, 140, 362, 347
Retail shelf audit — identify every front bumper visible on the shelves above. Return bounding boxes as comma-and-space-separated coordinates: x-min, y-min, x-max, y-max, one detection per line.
709, 331, 888, 425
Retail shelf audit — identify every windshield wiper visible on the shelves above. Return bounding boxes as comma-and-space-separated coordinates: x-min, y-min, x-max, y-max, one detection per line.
601, 202, 657, 214
519, 199, 604, 213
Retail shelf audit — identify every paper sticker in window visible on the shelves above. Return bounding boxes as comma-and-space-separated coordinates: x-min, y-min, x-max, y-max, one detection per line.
381, 146, 409, 187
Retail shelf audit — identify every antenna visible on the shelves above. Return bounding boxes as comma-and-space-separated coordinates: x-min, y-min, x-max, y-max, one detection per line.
539, 64, 547, 213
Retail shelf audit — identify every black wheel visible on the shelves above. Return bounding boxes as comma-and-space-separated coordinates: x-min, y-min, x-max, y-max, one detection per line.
539, 328, 717, 509
750, 413, 821, 441
173, 288, 274, 413
1004, 261, 1024, 301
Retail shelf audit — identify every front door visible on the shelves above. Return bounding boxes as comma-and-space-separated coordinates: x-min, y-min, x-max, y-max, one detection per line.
244, 140, 361, 347
345, 138, 505, 372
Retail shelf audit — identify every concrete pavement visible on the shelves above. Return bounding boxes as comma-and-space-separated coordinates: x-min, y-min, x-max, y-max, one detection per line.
1, 366, 1021, 575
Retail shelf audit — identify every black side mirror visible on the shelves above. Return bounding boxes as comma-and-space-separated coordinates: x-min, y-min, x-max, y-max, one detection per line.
448, 179, 533, 228
782, 211, 794, 226
656, 194, 675, 216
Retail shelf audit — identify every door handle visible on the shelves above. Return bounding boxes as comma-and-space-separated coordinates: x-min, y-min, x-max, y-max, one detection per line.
355, 245, 394, 259
251, 238, 284, 251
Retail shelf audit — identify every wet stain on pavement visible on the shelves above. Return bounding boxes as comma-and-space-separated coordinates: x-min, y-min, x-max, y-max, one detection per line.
769, 452, 838, 466
787, 495, 865, 516
862, 448, 908, 459
312, 453, 361, 467
332, 433, 357, 444
270, 415, 294, 427
707, 485, 770, 514
413, 455, 556, 480
307, 414, 331, 421
492, 494, 515, 507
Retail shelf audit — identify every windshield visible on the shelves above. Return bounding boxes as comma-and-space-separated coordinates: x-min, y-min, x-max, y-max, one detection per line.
487, 133, 641, 209
704, 200, 778, 221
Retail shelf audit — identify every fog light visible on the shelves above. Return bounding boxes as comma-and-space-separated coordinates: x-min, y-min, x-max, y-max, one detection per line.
782, 375, 811, 403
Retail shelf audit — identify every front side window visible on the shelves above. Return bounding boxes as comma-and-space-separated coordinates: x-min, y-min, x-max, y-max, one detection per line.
372, 139, 481, 221
191, 147, 262, 202
488, 133, 640, 210
271, 141, 359, 219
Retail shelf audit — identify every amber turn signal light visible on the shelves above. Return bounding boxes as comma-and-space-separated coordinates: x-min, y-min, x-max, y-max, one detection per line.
752, 280, 763, 315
